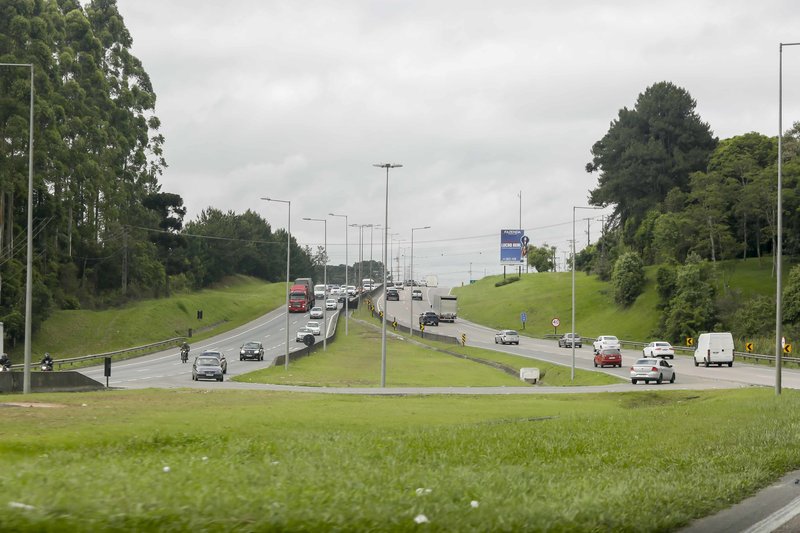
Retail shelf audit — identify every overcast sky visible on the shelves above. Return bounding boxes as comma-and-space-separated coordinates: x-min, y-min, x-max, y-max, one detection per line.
116, 0, 800, 287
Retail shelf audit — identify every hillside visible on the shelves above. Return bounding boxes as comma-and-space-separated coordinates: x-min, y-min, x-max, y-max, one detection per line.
452, 257, 781, 343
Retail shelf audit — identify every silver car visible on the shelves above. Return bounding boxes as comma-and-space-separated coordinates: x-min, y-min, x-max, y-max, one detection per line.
558, 333, 582, 348
630, 358, 675, 385
495, 330, 520, 345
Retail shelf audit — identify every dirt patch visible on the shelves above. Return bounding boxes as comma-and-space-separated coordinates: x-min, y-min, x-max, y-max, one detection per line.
0, 402, 67, 409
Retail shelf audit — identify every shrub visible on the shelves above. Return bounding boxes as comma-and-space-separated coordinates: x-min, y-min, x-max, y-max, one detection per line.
611, 252, 645, 306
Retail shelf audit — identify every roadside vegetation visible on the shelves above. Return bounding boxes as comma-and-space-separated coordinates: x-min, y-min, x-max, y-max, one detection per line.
2, 387, 800, 531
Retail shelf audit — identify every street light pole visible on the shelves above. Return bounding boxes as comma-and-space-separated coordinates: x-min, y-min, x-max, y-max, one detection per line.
330, 213, 349, 335
1, 63, 34, 393
776, 43, 800, 395
303, 217, 328, 350
262, 197, 291, 370
410, 226, 431, 335
374, 163, 402, 387
572, 205, 604, 381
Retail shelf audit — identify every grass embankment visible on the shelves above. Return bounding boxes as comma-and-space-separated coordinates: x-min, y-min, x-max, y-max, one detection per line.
235, 306, 622, 387
453, 257, 780, 343
27, 275, 286, 359
2, 388, 800, 531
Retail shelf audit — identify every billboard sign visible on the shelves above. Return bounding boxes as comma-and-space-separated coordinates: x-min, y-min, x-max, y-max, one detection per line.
500, 229, 527, 264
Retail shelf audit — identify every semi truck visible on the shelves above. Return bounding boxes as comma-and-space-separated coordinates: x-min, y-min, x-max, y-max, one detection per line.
432, 294, 457, 322
289, 278, 314, 312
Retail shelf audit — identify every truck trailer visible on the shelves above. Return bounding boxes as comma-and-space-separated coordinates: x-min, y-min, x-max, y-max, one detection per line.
432, 294, 457, 322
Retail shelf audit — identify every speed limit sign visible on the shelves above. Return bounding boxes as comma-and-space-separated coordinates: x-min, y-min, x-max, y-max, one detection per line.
552, 318, 560, 328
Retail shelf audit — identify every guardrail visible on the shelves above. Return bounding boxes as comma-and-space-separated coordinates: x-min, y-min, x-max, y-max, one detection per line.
543, 334, 800, 365
9, 337, 185, 371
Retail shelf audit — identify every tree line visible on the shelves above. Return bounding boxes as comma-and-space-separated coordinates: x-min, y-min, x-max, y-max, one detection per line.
0, 1, 315, 347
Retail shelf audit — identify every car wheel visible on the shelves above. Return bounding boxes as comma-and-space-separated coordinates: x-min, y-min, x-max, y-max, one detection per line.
260, 355, 264, 361
495, 338, 498, 344
240, 357, 244, 361
670, 355, 674, 360
514, 341, 519, 345
577, 344, 582, 348
643, 350, 647, 357
631, 379, 637, 384
694, 359, 699, 367
593, 361, 597, 367
218, 377, 223, 382
657, 374, 663, 384
728, 362, 733, 367
670, 373, 675, 383
704, 360, 709, 368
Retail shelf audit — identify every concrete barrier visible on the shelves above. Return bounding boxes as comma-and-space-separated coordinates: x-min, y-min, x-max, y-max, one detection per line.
0, 371, 105, 394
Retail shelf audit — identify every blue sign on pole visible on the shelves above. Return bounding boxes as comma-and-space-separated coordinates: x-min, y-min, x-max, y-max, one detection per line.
500, 229, 525, 264
521, 312, 527, 323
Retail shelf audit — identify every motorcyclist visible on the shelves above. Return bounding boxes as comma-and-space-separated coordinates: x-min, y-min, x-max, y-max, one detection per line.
0, 352, 10, 370
41, 352, 54, 370
180, 342, 190, 362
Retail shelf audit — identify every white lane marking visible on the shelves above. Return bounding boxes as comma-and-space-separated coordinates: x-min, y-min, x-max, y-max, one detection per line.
743, 494, 800, 533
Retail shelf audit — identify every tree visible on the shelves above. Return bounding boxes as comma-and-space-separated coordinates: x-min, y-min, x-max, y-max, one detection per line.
586, 81, 717, 232
527, 243, 556, 272
611, 251, 645, 306
661, 255, 716, 342
783, 265, 800, 324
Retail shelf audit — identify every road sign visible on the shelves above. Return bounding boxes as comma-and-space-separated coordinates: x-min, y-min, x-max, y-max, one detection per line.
686, 337, 694, 347
392, 320, 397, 330
521, 312, 528, 323
420, 324, 425, 332
551, 318, 560, 328
745, 342, 754, 353
784, 344, 793, 354
461, 333, 466, 346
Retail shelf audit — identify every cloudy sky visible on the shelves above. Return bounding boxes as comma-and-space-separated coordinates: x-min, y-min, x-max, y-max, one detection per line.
116, 0, 800, 287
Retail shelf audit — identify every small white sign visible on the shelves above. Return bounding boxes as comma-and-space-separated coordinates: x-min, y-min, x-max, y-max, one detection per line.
552, 318, 560, 328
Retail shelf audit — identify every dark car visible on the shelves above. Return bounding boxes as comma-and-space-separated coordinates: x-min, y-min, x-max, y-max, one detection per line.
594, 348, 622, 368
239, 341, 264, 361
386, 288, 400, 301
200, 350, 227, 374
419, 311, 439, 326
192, 355, 223, 382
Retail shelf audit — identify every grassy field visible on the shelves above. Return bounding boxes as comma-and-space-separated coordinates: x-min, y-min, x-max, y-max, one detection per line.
23, 276, 286, 360
452, 257, 782, 343
2, 387, 800, 531
234, 308, 623, 388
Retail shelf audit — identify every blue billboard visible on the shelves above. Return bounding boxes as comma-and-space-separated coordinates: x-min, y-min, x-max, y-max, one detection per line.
500, 229, 528, 265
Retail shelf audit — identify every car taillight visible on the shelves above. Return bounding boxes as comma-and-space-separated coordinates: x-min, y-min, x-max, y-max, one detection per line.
651, 367, 659, 372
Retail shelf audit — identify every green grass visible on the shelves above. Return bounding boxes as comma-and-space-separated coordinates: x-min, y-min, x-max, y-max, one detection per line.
2, 387, 800, 531
453, 257, 784, 343
24, 276, 286, 359
234, 309, 623, 387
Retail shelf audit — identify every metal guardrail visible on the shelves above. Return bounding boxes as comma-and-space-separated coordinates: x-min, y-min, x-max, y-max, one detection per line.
9, 337, 185, 371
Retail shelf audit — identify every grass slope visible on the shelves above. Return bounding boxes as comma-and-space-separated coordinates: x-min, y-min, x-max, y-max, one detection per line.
2, 388, 800, 531
453, 257, 781, 343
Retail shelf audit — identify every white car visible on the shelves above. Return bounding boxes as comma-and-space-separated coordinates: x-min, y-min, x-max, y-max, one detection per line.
306, 321, 321, 335
630, 358, 675, 385
643, 341, 675, 359
411, 289, 423, 300
325, 298, 338, 310
309, 306, 324, 319
593, 335, 621, 354
494, 330, 520, 345
296, 327, 315, 342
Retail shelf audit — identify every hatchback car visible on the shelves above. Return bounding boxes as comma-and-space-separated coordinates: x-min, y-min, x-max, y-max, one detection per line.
325, 298, 338, 310
419, 311, 439, 326
296, 327, 315, 343
306, 321, 321, 335
495, 330, 520, 345
239, 341, 264, 361
309, 306, 324, 319
386, 288, 400, 301
192, 355, 224, 382
630, 358, 675, 384
200, 350, 227, 374
643, 341, 675, 359
558, 333, 582, 348
594, 348, 622, 368
411, 289, 423, 300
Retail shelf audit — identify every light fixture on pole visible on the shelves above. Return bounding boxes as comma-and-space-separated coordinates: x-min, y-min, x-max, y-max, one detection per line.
303, 217, 328, 351
373, 163, 402, 387
1, 63, 34, 393
410, 226, 431, 335
776, 42, 800, 394
572, 205, 604, 381
329, 213, 349, 335
261, 197, 291, 369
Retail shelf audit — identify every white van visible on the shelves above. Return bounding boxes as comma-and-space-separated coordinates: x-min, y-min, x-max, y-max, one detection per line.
693, 332, 735, 367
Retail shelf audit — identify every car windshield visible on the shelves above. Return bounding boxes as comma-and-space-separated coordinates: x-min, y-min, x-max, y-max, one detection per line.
243, 342, 260, 349
307, 322, 319, 328
196, 357, 218, 367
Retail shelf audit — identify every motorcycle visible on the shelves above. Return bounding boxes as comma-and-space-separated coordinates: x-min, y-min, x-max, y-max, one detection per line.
40, 362, 53, 372
180, 347, 189, 363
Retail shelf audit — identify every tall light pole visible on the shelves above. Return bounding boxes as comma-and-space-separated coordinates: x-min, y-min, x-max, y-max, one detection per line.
776, 42, 800, 394
262, 197, 291, 370
1, 63, 34, 393
329, 213, 349, 335
350, 223, 368, 290
374, 163, 402, 387
303, 217, 328, 351
572, 205, 604, 381
410, 226, 430, 334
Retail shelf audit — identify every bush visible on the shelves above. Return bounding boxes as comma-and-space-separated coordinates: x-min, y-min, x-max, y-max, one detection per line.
495, 277, 520, 287
611, 252, 645, 306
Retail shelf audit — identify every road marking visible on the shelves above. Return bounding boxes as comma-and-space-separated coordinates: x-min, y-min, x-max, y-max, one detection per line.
742, 494, 800, 533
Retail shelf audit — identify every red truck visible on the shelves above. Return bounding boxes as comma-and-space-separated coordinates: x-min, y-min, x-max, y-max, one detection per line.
288, 284, 312, 312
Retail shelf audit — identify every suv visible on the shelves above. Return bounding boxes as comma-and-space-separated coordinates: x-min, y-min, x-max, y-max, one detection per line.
419, 311, 439, 326
411, 288, 423, 300
593, 335, 621, 354
239, 341, 264, 361
386, 288, 399, 301
558, 333, 582, 348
